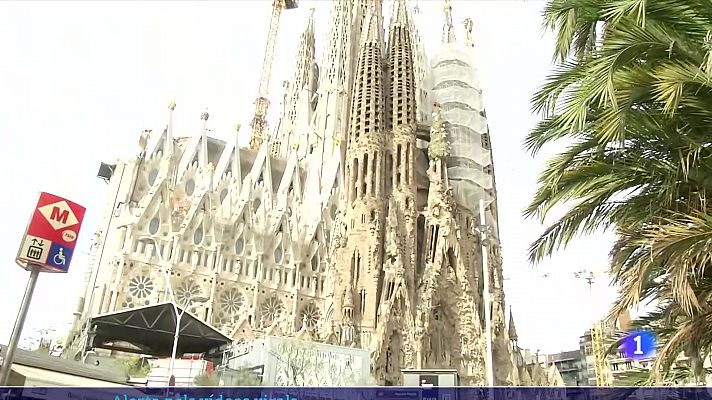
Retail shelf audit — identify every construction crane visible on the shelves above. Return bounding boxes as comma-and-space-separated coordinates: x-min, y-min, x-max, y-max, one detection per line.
590, 320, 613, 386
575, 269, 613, 386
248, 0, 299, 150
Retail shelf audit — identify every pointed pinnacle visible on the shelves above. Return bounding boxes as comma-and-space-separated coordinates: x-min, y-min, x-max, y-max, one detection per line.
362, 0, 383, 45
442, 0, 456, 44
390, 0, 408, 27
304, 7, 315, 34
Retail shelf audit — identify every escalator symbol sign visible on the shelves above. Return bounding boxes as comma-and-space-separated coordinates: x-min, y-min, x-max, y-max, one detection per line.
26, 238, 46, 260
27, 245, 43, 260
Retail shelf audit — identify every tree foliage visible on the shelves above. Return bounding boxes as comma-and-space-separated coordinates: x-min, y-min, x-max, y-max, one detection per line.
194, 371, 220, 387
528, 0, 712, 384
194, 367, 262, 387
121, 356, 151, 378
217, 367, 263, 386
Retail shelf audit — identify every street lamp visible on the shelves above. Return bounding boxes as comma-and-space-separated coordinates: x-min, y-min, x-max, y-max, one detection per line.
475, 198, 494, 387
137, 237, 209, 385
574, 270, 595, 291
167, 294, 209, 385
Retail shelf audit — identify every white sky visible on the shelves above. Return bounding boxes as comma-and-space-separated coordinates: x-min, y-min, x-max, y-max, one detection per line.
0, 0, 619, 354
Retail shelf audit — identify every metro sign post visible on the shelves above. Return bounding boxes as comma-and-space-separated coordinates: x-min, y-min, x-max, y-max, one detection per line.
0, 192, 86, 385
16, 192, 86, 272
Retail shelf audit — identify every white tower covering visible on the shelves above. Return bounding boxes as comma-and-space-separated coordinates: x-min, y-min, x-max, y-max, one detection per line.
430, 43, 495, 227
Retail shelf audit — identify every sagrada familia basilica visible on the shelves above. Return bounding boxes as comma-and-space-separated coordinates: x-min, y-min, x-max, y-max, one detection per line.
66, 0, 561, 386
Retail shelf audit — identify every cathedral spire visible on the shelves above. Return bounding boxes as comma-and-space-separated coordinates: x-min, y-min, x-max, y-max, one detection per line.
166, 101, 176, 158
310, 0, 353, 160
233, 123, 242, 188
361, 0, 384, 47
272, 8, 316, 159
386, 0, 416, 132
508, 306, 518, 342
270, 80, 290, 158
319, 0, 353, 90
463, 17, 474, 48
306, 6, 315, 33
200, 108, 209, 167
389, 0, 409, 30
334, 0, 388, 332
442, 0, 456, 44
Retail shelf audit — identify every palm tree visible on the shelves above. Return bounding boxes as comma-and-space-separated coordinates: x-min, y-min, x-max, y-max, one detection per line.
611, 222, 712, 384
526, 0, 712, 383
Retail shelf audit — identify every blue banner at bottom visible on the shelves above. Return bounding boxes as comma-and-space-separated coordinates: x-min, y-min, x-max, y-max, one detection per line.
1, 387, 711, 400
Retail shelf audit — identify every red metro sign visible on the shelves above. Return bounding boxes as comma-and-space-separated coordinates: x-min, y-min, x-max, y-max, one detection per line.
16, 192, 86, 273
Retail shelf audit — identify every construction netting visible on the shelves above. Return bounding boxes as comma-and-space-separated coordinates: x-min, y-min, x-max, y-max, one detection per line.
429, 43, 498, 232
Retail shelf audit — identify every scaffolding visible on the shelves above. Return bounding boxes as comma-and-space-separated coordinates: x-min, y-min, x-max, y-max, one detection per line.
430, 43, 496, 232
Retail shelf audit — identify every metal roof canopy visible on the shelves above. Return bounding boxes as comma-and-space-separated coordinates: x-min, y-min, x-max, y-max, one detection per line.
88, 302, 231, 357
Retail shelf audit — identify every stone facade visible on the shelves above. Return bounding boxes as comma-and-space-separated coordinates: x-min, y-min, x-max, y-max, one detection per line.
224, 336, 371, 386
69, 0, 525, 386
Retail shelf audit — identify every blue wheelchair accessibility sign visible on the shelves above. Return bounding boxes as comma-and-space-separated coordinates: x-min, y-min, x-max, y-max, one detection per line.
47, 243, 73, 272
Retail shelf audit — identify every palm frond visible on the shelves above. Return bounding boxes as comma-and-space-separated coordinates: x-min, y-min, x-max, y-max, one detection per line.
530, 0, 712, 380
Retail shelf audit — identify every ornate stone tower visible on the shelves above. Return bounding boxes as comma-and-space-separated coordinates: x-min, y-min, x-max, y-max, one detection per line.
384, 0, 418, 302
270, 11, 316, 159
333, 0, 387, 343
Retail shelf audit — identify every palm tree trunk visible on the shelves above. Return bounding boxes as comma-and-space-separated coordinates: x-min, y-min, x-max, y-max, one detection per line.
685, 342, 706, 385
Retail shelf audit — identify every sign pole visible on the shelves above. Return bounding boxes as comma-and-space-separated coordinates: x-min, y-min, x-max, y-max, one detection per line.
0, 265, 41, 386
2, 191, 86, 386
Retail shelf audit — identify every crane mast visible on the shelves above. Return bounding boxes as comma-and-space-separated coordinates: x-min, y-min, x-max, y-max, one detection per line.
591, 320, 613, 386
248, 0, 299, 150
575, 269, 613, 386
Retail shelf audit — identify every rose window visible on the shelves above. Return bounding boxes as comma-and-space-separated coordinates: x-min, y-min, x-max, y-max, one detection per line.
128, 275, 154, 299
219, 288, 245, 316
176, 280, 202, 306
299, 303, 321, 329
260, 296, 285, 326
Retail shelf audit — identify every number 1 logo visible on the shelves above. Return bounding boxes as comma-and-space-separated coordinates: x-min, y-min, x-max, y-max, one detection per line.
633, 335, 643, 355
623, 330, 656, 360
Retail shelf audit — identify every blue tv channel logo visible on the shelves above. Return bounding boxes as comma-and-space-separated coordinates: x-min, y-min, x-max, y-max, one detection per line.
621, 330, 656, 360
